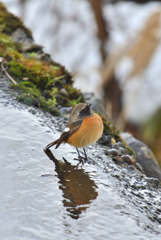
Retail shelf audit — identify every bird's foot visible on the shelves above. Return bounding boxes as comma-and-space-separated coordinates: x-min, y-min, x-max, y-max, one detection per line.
74, 156, 86, 165
74, 148, 88, 167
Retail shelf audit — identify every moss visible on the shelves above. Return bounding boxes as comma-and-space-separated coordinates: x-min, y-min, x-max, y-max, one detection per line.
6, 49, 83, 110
141, 108, 161, 165
0, 33, 19, 56
68, 96, 82, 107
0, 3, 83, 116
102, 116, 136, 156
0, 3, 32, 37
11, 84, 60, 116
102, 116, 120, 139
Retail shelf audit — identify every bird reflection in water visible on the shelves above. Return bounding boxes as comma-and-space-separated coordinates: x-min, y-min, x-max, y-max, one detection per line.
44, 149, 98, 219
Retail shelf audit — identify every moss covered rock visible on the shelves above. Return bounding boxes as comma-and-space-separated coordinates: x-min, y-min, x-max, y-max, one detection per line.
0, 3, 83, 116
0, 3, 136, 160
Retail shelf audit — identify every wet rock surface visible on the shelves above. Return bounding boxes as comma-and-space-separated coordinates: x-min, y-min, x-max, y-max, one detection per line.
1, 76, 161, 240
121, 132, 161, 181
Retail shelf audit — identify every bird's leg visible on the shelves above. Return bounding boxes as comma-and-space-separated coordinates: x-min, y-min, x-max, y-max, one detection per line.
74, 148, 88, 165
75, 148, 88, 160
73, 148, 85, 164
76, 148, 81, 158
83, 147, 88, 161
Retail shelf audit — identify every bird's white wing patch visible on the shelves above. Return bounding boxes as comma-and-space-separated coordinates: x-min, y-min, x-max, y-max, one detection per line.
64, 127, 70, 132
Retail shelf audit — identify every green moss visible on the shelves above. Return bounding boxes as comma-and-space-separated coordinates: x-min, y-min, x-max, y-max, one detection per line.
19, 81, 35, 88
102, 116, 136, 156
102, 116, 119, 139
46, 75, 65, 87
6, 50, 82, 114
26, 52, 39, 58
0, 33, 19, 56
0, 3, 84, 115
68, 96, 83, 107
0, 3, 32, 37
11, 84, 60, 116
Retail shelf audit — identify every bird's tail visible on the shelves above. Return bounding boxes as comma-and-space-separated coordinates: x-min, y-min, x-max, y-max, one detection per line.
43, 139, 59, 151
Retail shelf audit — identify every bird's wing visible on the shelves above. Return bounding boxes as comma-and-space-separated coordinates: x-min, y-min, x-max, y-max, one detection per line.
55, 119, 82, 149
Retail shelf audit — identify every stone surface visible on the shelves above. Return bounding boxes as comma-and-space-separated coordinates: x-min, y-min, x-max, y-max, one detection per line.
1, 76, 161, 239
120, 132, 161, 180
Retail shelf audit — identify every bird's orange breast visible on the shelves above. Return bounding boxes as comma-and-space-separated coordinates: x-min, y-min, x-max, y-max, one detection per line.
65, 113, 103, 148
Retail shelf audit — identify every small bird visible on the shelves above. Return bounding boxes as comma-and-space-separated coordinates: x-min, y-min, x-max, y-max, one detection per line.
44, 103, 103, 163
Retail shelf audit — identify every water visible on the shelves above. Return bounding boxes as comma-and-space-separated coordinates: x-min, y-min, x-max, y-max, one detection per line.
1, 78, 161, 240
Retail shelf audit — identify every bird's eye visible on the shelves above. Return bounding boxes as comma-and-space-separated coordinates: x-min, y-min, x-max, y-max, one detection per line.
79, 104, 91, 116
79, 110, 84, 115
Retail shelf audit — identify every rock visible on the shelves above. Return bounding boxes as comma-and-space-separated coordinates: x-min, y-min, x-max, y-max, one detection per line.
59, 106, 72, 116
60, 88, 68, 96
135, 162, 144, 173
127, 165, 136, 171
144, 177, 160, 188
112, 156, 124, 165
119, 147, 127, 155
111, 142, 128, 155
98, 134, 112, 145
1, 75, 161, 238
120, 132, 161, 181
11, 28, 42, 52
106, 148, 119, 156
112, 141, 123, 149
121, 155, 135, 166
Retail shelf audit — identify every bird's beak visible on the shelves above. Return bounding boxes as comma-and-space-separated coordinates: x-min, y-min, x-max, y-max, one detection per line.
88, 104, 92, 108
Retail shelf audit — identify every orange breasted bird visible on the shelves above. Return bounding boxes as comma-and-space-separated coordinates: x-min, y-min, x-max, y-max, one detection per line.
44, 103, 104, 162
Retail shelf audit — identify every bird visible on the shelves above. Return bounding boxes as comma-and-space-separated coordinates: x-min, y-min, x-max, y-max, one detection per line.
44, 103, 104, 163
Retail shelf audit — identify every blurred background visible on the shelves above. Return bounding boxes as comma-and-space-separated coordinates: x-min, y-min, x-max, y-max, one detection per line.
2, 0, 161, 165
